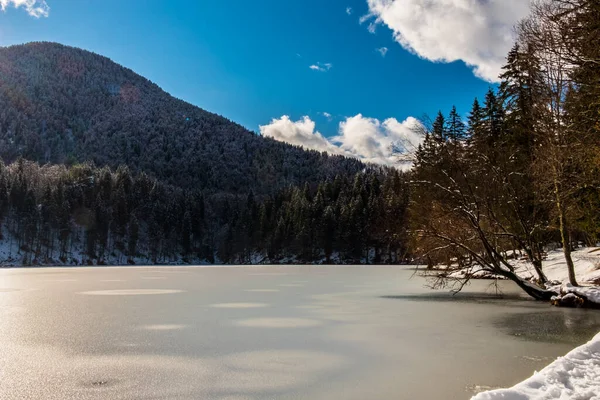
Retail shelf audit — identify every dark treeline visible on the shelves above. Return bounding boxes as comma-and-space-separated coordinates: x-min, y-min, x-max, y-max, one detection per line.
410, 0, 600, 299
0, 159, 409, 265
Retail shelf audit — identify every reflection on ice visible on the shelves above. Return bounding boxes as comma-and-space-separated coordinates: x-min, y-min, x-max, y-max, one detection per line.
496, 310, 600, 343
210, 303, 269, 309
0, 344, 345, 399
79, 289, 184, 296
233, 318, 323, 328
142, 324, 186, 331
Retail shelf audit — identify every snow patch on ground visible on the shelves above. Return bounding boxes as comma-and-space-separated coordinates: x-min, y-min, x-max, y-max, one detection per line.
515, 248, 600, 285
472, 332, 600, 400
551, 284, 600, 306
523, 248, 600, 308
429, 247, 600, 307
437, 248, 600, 284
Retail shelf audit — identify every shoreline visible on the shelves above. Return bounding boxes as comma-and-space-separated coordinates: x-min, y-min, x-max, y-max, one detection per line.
421, 247, 600, 308
472, 332, 600, 399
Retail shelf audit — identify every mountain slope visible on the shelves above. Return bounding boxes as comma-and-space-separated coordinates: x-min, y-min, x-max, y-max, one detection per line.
0, 42, 365, 193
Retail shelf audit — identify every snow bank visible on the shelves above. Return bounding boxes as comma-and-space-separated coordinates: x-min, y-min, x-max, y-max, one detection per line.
472, 332, 600, 400
567, 286, 600, 305
515, 248, 600, 285
551, 284, 600, 307
514, 249, 600, 307
435, 248, 600, 283
429, 247, 600, 306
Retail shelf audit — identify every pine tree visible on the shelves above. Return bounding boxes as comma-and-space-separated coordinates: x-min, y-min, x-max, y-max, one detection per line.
321, 206, 336, 263
446, 106, 466, 141
95, 194, 111, 261
0, 162, 8, 240
467, 98, 484, 142
483, 88, 504, 140
181, 210, 192, 255
128, 215, 139, 259
431, 111, 446, 143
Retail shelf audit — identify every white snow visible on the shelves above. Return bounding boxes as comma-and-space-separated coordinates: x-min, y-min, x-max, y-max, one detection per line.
514, 248, 600, 286
430, 247, 600, 307
552, 284, 600, 306
517, 248, 600, 307
439, 248, 600, 284
471, 332, 600, 400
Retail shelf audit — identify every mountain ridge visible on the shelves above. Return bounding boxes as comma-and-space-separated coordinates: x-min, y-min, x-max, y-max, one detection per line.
0, 41, 367, 194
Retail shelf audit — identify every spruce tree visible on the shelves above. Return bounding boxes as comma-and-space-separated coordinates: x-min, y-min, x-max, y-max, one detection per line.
446, 106, 466, 141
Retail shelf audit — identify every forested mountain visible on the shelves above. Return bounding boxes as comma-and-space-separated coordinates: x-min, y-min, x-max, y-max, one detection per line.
0, 42, 410, 265
0, 42, 365, 194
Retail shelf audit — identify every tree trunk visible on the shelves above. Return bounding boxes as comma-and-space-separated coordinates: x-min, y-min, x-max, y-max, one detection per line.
523, 245, 548, 284
531, 257, 548, 284
500, 270, 557, 301
554, 176, 578, 286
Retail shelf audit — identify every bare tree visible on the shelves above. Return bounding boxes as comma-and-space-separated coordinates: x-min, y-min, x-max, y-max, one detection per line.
516, 0, 599, 286
411, 127, 557, 300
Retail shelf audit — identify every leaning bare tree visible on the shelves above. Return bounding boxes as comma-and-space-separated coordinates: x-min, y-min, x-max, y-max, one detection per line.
410, 115, 557, 300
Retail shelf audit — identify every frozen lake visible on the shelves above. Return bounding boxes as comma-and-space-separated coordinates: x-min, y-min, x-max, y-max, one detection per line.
1, 266, 600, 399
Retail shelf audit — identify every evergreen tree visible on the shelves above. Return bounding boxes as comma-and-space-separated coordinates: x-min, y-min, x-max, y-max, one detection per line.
446, 106, 466, 141
467, 98, 484, 143
181, 211, 192, 255
431, 111, 446, 143
128, 215, 139, 259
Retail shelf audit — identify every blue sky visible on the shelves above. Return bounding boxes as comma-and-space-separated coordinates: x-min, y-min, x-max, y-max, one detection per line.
0, 0, 530, 165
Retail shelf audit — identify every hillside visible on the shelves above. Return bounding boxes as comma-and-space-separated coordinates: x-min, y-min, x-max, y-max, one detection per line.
0, 42, 365, 194
0, 42, 409, 266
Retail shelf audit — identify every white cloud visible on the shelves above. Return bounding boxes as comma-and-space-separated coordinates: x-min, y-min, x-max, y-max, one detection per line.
359, 13, 372, 25
0, 0, 49, 17
346, 7, 353, 15
364, 0, 532, 82
376, 47, 388, 57
320, 112, 333, 121
309, 62, 333, 72
260, 114, 425, 169
260, 116, 343, 155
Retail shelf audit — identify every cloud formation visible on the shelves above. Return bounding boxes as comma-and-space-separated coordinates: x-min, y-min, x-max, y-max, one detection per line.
0, 0, 49, 17
346, 7, 352, 15
260, 114, 424, 169
364, 0, 532, 82
259, 116, 342, 155
320, 112, 333, 121
376, 47, 388, 57
309, 62, 333, 72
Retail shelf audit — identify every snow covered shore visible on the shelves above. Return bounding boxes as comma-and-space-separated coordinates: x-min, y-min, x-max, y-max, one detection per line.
472, 332, 600, 400
515, 248, 600, 286
429, 247, 600, 307
515, 248, 600, 308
